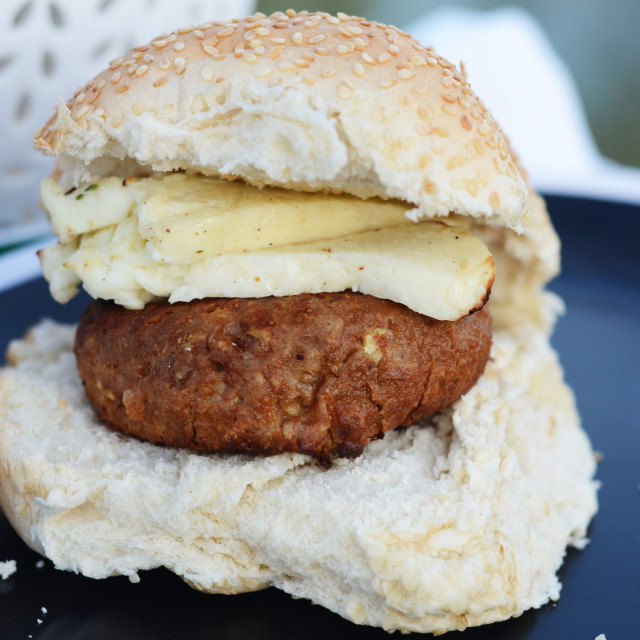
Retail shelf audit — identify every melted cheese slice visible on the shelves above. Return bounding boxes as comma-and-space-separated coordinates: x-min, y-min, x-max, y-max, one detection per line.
39, 173, 495, 321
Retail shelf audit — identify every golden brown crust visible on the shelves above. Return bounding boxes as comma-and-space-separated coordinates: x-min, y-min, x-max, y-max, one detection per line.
74, 293, 492, 462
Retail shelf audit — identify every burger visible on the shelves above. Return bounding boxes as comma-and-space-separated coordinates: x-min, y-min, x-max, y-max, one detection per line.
0, 10, 597, 633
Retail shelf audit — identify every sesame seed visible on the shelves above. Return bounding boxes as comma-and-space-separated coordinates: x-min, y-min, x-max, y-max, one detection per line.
109, 57, 123, 70
278, 62, 296, 71
388, 44, 400, 55
347, 25, 363, 35
194, 29, 204, 40
75, 106, 89, 119
272, 23, 288, 29
432, 127, 450, 137
478, 122, 492, 136
473, 138, 486, 155
143, 54, 154, 63
409, 56, 426, 66
461, 115, 472, 131
292, 32, 303, 44
191, 95, 208, 113
293, 58, 308, 68
248, 39, 262, 49
338, 84, 352, 100
315, 47, 329, 56
76, 93, 86, 104
458, 96, 472, 109
153, 76, 168, 88
115, 83, 130, 93
87, 90, 101, 104
337, 12, 350, 21
152, 39, 169, 49
442, 103, 457, 116
339, 27, 352, 38
253, 66, 273, 78
269, 46, 283, 59
308, 34, 325, 44
362, 52, 375, 65
378, 52, 391, 63
398, 69, 414, 80
466, 178, 479, 197
255, 27, 270, 36
175, 65, 186, 76
95, 107, 105, 117
336, 44, 351, 55
427, 57, 437, 66
321, 68, 337, 78
133, 102, 145, 115
291, 17, 304, 25
158, 57, 171, 70
270, 37, 286, 44
379, 78, 396, 89
218, 27, 234, 37
327, 16, 340, 25
111, 72, 122, 84
132, 52, 143, 60
127, 65, 137, 75
174, 57, 186, 66
201, 66, 214, 81
244, 52, 257, 63
419, 153, 432, 168
178, 25, 194, 34
173, 42, 185, 51
353, 63, 364, 77
417, 107, 431, 121
489, 192, 500, 208
136, 65, 148, 77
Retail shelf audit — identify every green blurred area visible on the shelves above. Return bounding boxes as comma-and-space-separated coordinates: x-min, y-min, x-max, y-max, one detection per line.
256, 0, 640, 168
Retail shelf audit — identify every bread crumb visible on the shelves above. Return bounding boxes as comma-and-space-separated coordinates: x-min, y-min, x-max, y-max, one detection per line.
36, 560, 45, 569
41, 606, 48, 614
595, 635, 607, 640
0, 560, 17, 579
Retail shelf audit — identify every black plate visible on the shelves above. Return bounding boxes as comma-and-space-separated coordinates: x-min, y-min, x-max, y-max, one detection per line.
1, 195, 639, 639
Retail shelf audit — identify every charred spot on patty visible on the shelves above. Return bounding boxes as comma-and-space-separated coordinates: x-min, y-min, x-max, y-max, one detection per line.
74, 292, 492, 463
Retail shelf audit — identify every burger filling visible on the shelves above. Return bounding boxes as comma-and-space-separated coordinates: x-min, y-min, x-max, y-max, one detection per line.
39, 173, 494, 321
39, 172, 495, 461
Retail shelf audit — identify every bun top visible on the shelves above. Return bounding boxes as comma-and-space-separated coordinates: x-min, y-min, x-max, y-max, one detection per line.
34, 10, 530, 232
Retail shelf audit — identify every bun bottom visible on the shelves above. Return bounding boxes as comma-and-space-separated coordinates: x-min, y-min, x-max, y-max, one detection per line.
0, 319, 597, 633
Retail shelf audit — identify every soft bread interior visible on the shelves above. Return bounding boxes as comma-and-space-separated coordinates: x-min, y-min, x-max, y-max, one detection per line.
0, 318, 597, 634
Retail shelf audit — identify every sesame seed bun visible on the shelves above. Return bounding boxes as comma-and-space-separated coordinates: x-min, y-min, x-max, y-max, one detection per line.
35, 10, 528, 232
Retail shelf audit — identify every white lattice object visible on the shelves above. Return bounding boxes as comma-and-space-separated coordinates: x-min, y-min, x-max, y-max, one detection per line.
0, 0, 256, 246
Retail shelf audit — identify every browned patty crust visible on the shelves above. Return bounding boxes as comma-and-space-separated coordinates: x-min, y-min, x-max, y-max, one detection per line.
75, 293, 492, 462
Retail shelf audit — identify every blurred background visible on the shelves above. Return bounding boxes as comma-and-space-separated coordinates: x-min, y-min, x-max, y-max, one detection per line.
0, 0, 638, 249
